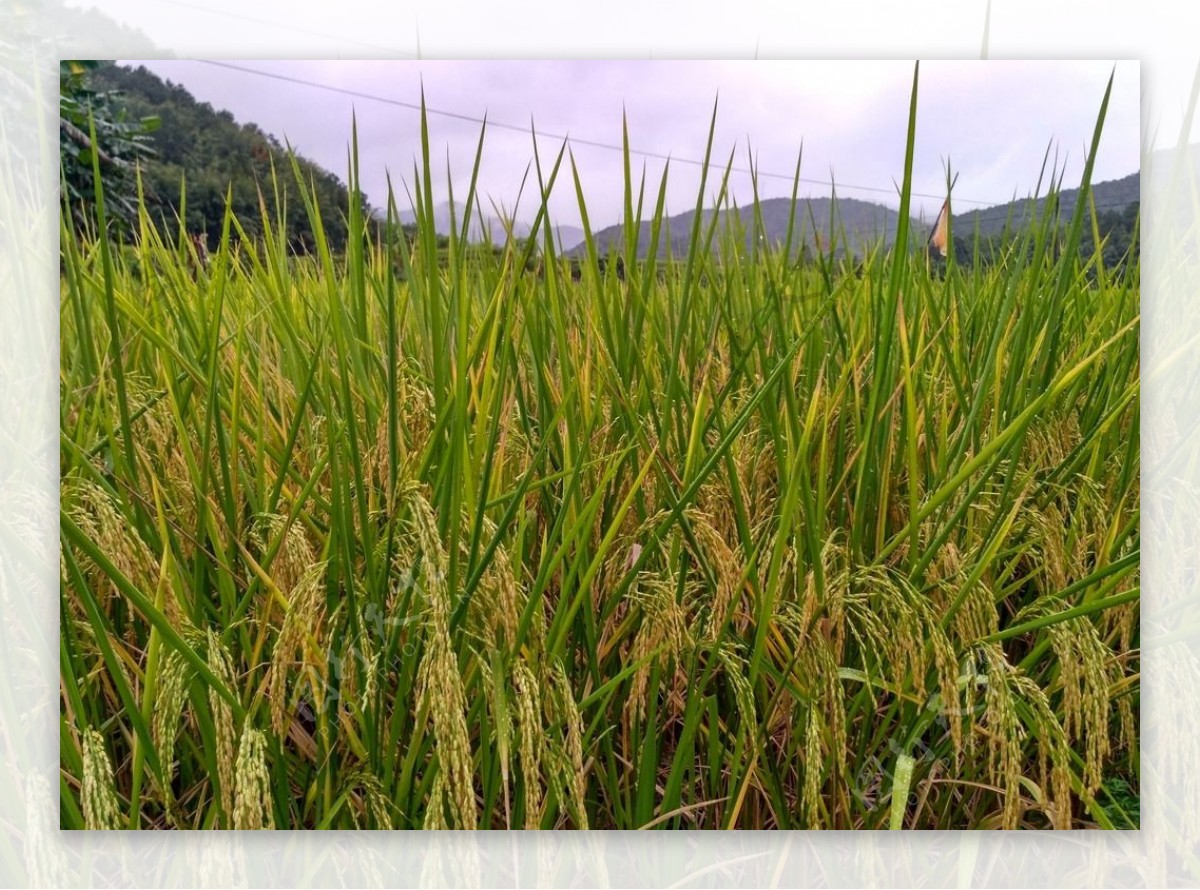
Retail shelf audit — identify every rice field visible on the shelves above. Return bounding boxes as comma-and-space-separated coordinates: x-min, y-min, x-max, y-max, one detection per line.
59, 70, 1139, 829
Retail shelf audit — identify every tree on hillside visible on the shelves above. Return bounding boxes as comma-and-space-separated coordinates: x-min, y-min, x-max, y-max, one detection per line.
90, 62, 369, 253
59, 60, 159, 231
1079, 201, 1139, 274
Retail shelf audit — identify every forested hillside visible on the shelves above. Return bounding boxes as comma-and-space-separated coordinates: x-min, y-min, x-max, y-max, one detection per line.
954, 172, 1139, 238
87, 62, 366, 252
574, 195, 905, 260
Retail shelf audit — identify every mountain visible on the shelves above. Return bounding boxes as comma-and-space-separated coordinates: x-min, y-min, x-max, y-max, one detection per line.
572, 196, 907, 260
566, 173, 1142, 261
953, 171, 1140, 239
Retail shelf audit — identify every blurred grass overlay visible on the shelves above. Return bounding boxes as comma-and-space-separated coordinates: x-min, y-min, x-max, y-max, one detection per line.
59, 63, 1139, 830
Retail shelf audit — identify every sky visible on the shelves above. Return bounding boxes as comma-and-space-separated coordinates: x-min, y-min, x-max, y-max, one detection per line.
122, 59, 1141, 229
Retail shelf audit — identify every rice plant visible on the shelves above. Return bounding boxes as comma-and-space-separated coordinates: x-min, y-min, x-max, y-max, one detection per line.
59, 65, 1138, 829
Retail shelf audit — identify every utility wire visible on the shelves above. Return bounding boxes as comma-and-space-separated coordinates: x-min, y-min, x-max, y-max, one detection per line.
196, 60, 1033, 209
189, 60, 1138, 228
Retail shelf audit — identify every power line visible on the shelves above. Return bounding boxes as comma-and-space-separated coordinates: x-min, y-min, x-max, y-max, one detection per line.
177, 61, 1139, 229
196, 60, 1031, 209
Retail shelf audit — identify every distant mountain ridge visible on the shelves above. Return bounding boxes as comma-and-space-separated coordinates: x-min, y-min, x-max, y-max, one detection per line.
953, 171, 1139, 239
570, 196, 906, 259
560, 172, 1141, 258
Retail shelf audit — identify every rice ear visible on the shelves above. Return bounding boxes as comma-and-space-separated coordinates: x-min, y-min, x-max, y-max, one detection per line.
150, 647, 192, 807
551, 661, 589, 829
267, 561, 328, 738
406, 483, 477, 829
206, 629, 239, 821
512, 659, 543, 829
233, 728, 274, 830
81, 728, 123, 830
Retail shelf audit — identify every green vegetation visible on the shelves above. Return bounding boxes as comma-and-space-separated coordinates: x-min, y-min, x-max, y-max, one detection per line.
59, 60, 159, 230
85, 62, 367, 253
1080, 200, 1141, 274
60, 66, 1138, 830
954, 170, 1139, 240
950, 194, 1140, 275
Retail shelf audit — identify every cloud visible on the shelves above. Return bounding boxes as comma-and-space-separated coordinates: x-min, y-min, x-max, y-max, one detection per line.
125, 59, 1140, 227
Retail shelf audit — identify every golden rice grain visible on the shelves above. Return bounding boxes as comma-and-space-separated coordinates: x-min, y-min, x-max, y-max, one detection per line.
232, 728, 274, 830
268, 560, 327, 737
81, 728, 123, 830
151, 647, 192, 806
550, 662, 589, 829
624, 572, 692, 725
512, 659, 543, 829
405, 482, 477, 829
206, 629, 238, 821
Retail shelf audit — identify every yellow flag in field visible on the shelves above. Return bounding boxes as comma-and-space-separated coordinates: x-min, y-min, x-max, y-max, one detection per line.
929, 197, 950, 257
